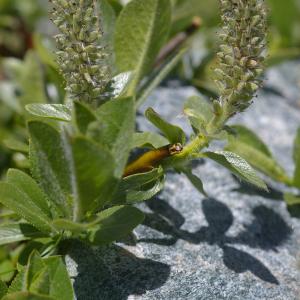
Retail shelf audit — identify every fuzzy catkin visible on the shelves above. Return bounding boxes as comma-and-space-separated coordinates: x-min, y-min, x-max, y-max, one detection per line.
214, 0, 267, 118
50, 0, 111, 104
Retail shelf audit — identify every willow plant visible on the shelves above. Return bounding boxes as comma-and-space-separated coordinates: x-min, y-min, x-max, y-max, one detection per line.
0, 0, 269, 299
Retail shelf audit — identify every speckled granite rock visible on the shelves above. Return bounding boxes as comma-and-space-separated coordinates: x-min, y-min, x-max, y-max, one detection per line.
66, 64, 300, 300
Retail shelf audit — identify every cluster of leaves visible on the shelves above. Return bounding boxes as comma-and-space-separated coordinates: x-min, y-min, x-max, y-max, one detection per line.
0, 0, 298, 299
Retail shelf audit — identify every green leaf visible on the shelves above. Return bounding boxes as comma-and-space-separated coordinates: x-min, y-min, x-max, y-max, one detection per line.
17, 51, 48, 106
89, 97, 135, 178
29, 121, 73, 217
0, 260, 14, 282
136, 48, 186, 107
7, 267, 26, 294
3, 138, 28, 153
284, 193, 300, 218
33, 34, 57, 70
293, 128, 300, 188
73, 101, 96, 134
52, 219, 87, 233
225, 125, 290, 184
126, 177, 165, 203
0, 280, 7, 298
88, 206, 144, 244
115, 0, 172, 93
182, 168, 207, 196
29, 121, 117, 220
103, 72, 133, 100
0, 223, 45, 246
116, 167, 165, 203
184, 95, 213, 133
2, 292, 54, 300
145, 108, 186, 144
204, 151, 268, 191
132, 132, 169, 149
7, 169, 51, 218
42, 256, 73, 300
16, 252, 73, 300
120, 167, 164, 190
229, 125, 272, 156
0, 183, 55, 233
25, 104, 71, 122
71, 137, 117, 217
25, 251, 47, 293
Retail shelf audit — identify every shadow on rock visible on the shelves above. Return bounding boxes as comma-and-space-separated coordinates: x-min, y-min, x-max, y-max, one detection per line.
139, 197, 292, 284
64, 240, 170, 300
222, 246, 279, 284
232, 179, 284, 201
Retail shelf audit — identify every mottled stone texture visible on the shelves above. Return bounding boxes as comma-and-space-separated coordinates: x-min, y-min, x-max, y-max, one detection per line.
66, 61, 300, 300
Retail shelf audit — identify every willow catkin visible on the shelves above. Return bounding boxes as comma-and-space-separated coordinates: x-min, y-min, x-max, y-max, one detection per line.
214, 0, 267, 118
50, 0, 111, 105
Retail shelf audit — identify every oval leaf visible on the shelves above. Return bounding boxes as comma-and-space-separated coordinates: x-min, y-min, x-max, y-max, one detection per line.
115, 0, 172, 93
88, 206, 144, 244
145, 107, 186, 144
225, 125, 290, 184
204, 151, 268, 191
26, 104, 71, 122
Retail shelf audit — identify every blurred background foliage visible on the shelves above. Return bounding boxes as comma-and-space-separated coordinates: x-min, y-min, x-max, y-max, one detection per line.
0, 0, 299, 285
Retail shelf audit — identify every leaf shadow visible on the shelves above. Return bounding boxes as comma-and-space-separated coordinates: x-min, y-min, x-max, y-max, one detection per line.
138, 197, 292, 284
62, 240, 170, 300
231, 177, 284, 201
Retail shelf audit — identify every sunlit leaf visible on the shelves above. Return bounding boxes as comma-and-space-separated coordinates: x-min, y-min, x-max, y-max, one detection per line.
145, 107, 186, 144
204, 151, 268, 191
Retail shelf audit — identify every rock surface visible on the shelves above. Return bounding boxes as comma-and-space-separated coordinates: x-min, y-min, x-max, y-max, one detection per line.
66, 61, 300, 300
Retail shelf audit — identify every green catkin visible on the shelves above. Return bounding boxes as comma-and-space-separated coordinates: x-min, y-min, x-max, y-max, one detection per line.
212, 0, 267, 122
49, 0, 111, 105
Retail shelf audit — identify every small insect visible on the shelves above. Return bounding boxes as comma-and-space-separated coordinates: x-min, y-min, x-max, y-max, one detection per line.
123, 143, 183, 177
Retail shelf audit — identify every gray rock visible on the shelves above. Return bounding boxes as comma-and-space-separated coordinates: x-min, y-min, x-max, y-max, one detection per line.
66, 63, 300, 300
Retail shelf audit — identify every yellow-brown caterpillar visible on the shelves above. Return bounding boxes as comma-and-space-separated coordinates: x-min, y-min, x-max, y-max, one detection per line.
123, 143, 183, 177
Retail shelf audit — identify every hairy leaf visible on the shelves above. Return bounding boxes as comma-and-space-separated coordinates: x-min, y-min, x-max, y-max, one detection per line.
136, 49, 186, 107
26, 104, 71, 122
29, 121, 117, 220
115, 0, 172, 93
2, 291, 54, 300
225, 125, 289, 184
0, 223, 45, 246
204, 151, 268, 191
42, 256, 73, 300
184, 95, 213, 133
103, 72, 133, 99
70, 137, 117, 217
89, 206, 144, 244
17, 51, 48, 106
7, 169, 51, 218
29, 121, 73, 217
145, 108, 186, 144
73, 101, 96, 134
89, 97, 135, 178
116, 167, 165, 203
0, 183, 55, 233
0, 280, 7, 299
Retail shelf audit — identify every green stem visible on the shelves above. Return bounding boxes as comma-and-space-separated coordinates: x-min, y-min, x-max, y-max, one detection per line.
162, 134, 209, 169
